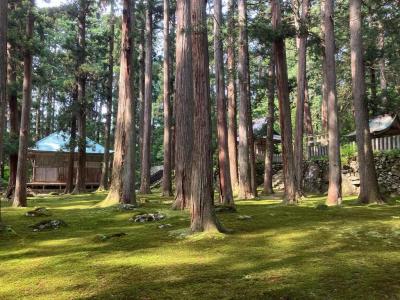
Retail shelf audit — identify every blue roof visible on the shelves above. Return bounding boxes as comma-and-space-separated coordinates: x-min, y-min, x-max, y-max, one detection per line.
31, 131, 106, 154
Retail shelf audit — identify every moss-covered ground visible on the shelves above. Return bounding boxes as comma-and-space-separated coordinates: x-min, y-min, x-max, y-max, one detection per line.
1, 191, 399, 299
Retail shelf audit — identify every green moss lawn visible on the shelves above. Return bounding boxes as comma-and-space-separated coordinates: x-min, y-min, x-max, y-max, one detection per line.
1, 192, 400, 299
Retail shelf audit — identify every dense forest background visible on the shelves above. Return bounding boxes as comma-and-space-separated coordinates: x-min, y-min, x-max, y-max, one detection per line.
2, 0, 398, 172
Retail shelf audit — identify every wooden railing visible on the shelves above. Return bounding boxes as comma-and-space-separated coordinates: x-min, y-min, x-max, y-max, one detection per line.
307, 134, 400, 158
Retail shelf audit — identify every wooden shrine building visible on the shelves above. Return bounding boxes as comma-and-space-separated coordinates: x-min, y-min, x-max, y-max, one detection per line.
27, 132, 107, 191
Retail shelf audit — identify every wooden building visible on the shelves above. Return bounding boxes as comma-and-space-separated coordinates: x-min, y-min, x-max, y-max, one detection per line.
252, 117, 282, 162
28, 132, 107, 190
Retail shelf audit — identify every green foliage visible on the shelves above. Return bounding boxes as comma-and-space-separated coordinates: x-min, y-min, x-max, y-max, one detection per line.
341, 143, 357, 164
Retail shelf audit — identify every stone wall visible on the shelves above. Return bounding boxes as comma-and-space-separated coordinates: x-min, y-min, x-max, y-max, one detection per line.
301, 152, 400, 196
267, 152, 400, 196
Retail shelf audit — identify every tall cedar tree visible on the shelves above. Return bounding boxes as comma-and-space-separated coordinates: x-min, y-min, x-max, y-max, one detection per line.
237, 0, 254, 199
271, 0, 298, 204
99, 0, 115, 191
162, 0, 173, 196
226, 0, 239, 191
293, 0, 310, 194
138, 0, 145, 163
5, 2, 19, 199
190, 0, 222, 232
104, 0, 136, 205
349, 0, 382, 204
172, 0, 194, 210
13, 0, 35, 207
378, 20, 387, 106
0, 0, 7, 192
139, 1, 153, 194
263, 57, 275, 195
322, 0, 342, 205
214, 0, 234, 206
72, 0, 88, 194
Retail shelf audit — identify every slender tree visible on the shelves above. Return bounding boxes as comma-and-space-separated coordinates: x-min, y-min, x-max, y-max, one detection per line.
190, 0, 222, 232
0, 0, 7, 192
322, 0, 342, 205
377, 20, 387, 107
293, 0, 310, 194
104, 0, 136, 205
65, 114, 77, 194
263, 57, 275, 195
99, 0, 115, 191
73, 0, 88, 194
13, 0, 35, 207
172, 0, 193, 210
226, 0, 239, 191
271, 0, 297, 204
138, 0, 145, 163
349, 0, 382, 204
237, 0, 253, 199
214, 0, 234, 206
139, 1, 153, 194
162, 0, 173, 196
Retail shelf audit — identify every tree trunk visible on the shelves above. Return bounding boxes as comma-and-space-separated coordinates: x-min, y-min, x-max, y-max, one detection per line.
320, 1, 328, 133
378, 20, 387, 108
162, 0, 173, 196
139, 2, 153, 194
98, 1, 115, 191
13, 0, 34, 207
226, 0, 239, 191
271, 0, 297, 204
303, 82, 313, 136
72, 0, 88, 194
248, 105, 257, 197
5, 36, 19, 199
172, 0, 194, 210
214, 0, 234, 206
65, 114, 77, 194
263, 57, 275, 195
104, 0, 136, 205
138, 1, 145, 164
322, 0, 342, 206
349, 0, 382, 204
190, 0, 222, 233
293, 0, 309, 194
35, 95, 41, 141
0, 0, 7, 193
237, 0, 253, 199
369, 63, 377, 113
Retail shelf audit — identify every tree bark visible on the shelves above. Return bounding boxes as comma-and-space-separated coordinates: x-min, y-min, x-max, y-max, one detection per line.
139, 1, 153, 194
237, 0, 253, 199
65, 114, 77, 194
293, 0, 309, 194
271, 0, 297, 204
322, 0, 342, 206
226, 0, 239, 191
138, 0, 145, 165
0, 0, 7, 192
190, 0, 222, 233
5, 25, 19, 199
162, 0, 173, 196
320, 1, 328, 133
13, 0, 34, 207
378, 20, 387, 108
99, 0, 115, 191
349, 0, 382, 204
214, 0, 234, 206
263, 57, 275, 195
104, 0, 136, 205
303, 82, 313, 136
172, 0, 193, 210
72, 0, 88, 194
